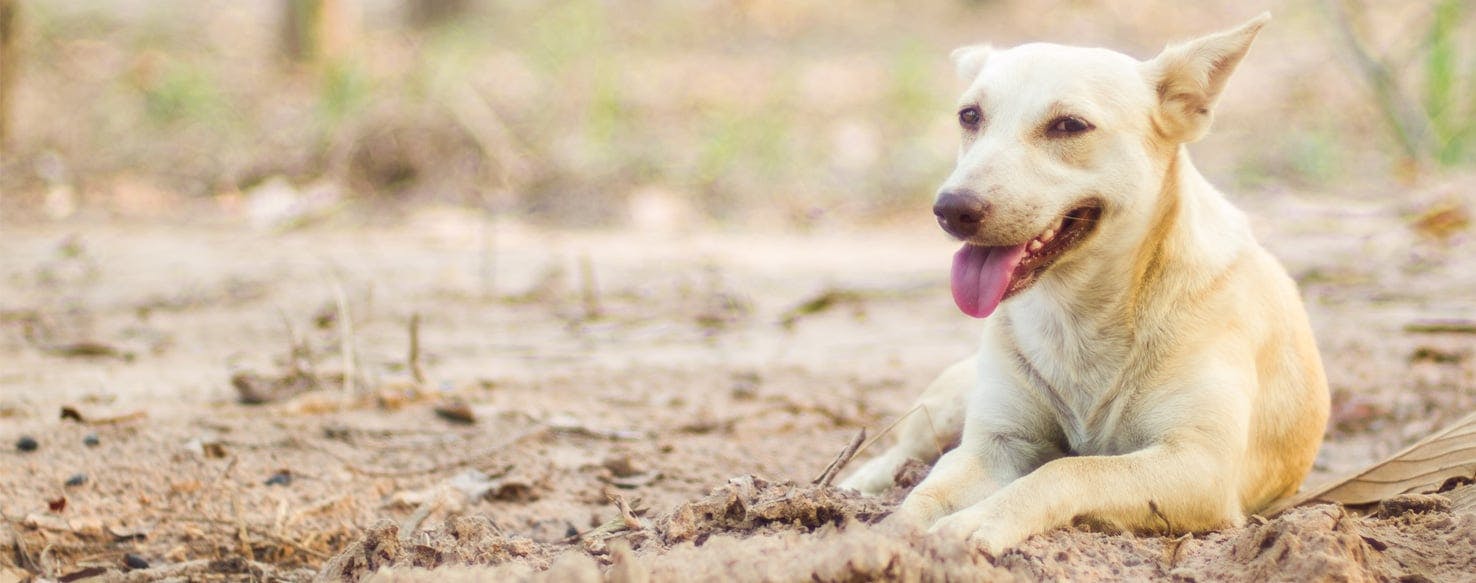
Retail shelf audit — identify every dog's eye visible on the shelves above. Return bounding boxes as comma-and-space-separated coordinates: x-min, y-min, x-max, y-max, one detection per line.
958, 107, 982, 129
1048, 116, 1094, 135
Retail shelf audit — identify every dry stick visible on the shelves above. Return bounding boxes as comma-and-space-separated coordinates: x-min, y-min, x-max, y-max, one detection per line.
814, 428, 867, 487
605, 489, 644, 531
4, 518, 39, 574
1148, 500, 1173, 535
331, 281, 356, 397
400, 493, 442, 543
232, 498, 256, 562
407, 313, 426, 386
920, 404, 946, 458
168, 515, 331, 560
852, 402, 922, 461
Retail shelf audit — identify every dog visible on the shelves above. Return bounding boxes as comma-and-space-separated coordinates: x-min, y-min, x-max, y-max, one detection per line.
840, 13, 1330, 553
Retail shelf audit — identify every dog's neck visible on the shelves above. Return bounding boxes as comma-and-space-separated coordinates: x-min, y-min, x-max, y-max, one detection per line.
1015, 146, 1252, 329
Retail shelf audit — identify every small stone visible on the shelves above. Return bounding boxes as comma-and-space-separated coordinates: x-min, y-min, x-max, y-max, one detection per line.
16, 436, 38, 452
434, 400, 477, 424
65, 473, 87, 487
83, 433, 101, 447
123, 553, 150, 570
264, 470, 293, 486
1374, 493, 1451, 517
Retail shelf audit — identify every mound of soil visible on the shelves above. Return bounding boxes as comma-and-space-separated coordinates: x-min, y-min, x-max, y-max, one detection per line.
320, 483, 1476, 582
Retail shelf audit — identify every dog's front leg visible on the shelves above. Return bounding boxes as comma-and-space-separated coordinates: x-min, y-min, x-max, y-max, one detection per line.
931, 438, 1240, 554
839, 356, 975, 494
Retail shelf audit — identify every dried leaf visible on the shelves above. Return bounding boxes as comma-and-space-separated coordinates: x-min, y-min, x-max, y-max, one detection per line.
1269, 411, 1476, 514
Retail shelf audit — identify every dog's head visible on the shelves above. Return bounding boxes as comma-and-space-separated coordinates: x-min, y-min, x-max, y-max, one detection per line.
938, 14, 1268, 318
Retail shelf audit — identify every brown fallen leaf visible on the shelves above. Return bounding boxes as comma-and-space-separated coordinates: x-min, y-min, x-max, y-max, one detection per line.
1268, 411, 1476, 514
1410, 199, 1470, 241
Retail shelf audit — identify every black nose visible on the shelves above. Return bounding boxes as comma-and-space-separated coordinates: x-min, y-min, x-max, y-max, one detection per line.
933, 190, 987, 239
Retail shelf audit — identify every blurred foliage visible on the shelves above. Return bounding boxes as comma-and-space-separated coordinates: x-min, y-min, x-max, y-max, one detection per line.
1327, 0, 1476, 171
0, 0, 1471, 225
1422, 0, 1474, 166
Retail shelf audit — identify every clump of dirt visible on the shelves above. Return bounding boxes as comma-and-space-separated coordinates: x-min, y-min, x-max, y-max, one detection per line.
319, 484, 1476, 582
315, 516, 553, 582
655, 475, 895, 544
1373, 493, 1453, 518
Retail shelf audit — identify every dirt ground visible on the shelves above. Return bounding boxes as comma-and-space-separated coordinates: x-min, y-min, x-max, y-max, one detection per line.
2, 179, 1476, 582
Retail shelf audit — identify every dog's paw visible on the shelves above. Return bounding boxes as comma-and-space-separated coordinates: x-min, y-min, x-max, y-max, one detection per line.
837, 456, 898, 495
929, 508, 1025, 555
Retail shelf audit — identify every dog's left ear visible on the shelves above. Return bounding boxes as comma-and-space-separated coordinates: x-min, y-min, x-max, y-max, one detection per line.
951, 45, 993, 81
1145, 13, 1269, 143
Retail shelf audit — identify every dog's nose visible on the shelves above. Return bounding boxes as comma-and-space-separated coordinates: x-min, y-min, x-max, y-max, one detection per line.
933, 190, 988, 239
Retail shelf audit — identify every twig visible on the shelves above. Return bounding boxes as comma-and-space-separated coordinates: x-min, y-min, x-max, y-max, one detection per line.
605, 489, 643, 531
1148, 500, 1173, 535
407, 313, 426, 386
399, 493, 442, 542
1163, 533, 1190, 568
5, 518, 39, 574
232, 498, 255, 562
331, 281, 356, 397
813, 428, 866, 487
166, 515, 331, 560
921, 404, 946, 458
852, 403, 922, 460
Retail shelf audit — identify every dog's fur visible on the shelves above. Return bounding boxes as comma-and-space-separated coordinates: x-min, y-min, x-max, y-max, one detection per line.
839, 14, 1330, 553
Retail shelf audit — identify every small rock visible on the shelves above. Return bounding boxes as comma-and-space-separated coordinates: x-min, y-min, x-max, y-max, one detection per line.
434, 400, 477, 424
602, 455, 642, 478
265, 470, 293, 486
65, 473, 87, 487
16, 436, 38, 452
123, 553, 150, 570
1374, 493, 1451, 518
83, 433, 101, 447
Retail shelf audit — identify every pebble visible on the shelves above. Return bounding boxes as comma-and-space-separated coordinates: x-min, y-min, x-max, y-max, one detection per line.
16, 436, 38, 452
83, 434, 101, 447
123, 553, 150, 570
65, 474, 87, 487
265, 470, 293, 486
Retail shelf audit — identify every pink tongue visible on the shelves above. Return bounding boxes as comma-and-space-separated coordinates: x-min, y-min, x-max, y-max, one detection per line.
951, 243, 1028, 318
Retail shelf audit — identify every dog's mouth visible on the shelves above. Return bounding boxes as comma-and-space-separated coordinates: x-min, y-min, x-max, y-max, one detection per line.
950, 202, 1102, 318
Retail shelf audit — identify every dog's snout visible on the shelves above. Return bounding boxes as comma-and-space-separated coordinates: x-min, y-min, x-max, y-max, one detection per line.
933, 191, 988, 239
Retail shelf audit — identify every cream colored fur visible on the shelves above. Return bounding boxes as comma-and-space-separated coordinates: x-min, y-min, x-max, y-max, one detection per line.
839, 14, 1330, 553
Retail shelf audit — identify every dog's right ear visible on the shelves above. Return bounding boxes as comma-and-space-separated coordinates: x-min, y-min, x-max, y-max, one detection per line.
951, 45, 993, 81
1144, 13, 1269, 143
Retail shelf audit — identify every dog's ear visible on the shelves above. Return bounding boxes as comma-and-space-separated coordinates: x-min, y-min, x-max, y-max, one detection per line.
1145, 13, 1269, 143
951, 45, 993, 81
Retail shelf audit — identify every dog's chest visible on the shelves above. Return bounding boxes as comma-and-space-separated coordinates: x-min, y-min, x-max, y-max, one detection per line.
1008, 310, 1140, 453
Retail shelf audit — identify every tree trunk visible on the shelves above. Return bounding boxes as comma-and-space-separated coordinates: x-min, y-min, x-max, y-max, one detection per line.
281, 0, 352, 65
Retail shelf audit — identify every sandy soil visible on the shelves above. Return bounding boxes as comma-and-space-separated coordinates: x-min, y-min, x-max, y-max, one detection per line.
2, 181, 1475, 581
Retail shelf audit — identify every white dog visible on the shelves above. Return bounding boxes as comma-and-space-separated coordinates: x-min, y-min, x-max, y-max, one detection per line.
841, 14, 1330, 553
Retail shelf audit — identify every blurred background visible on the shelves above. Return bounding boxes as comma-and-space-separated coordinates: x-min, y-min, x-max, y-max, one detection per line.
0, 0, 1471, 228
0, 4, 1473, 575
